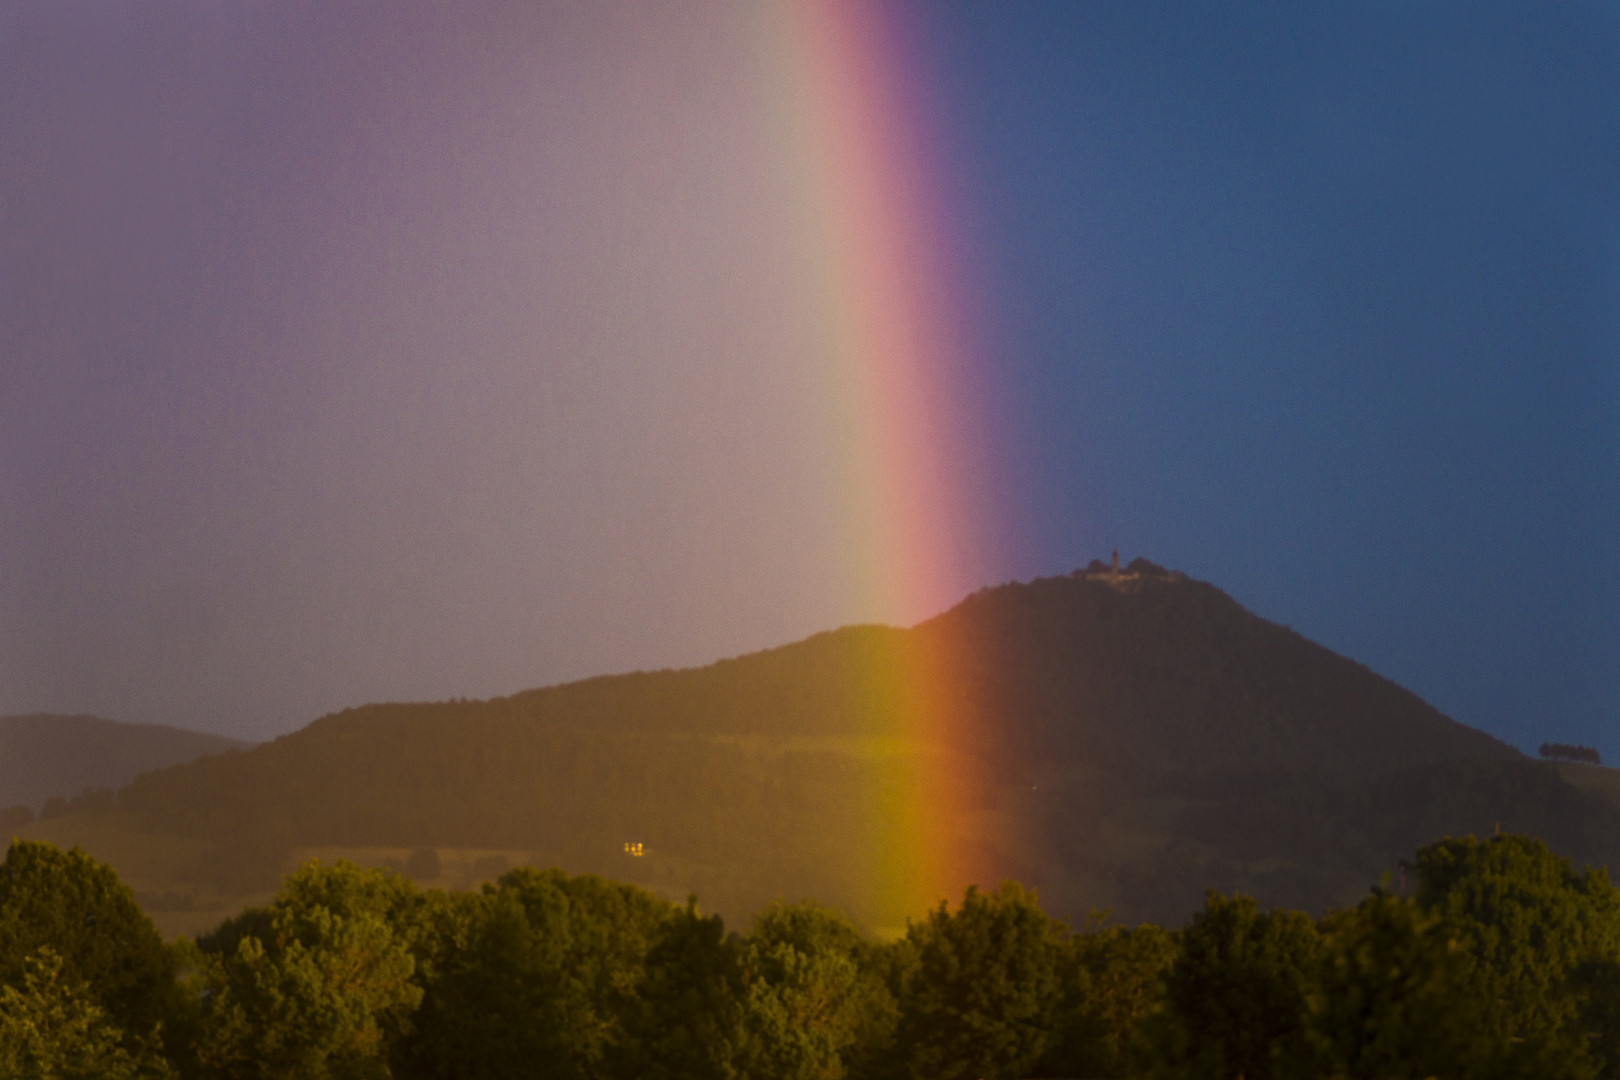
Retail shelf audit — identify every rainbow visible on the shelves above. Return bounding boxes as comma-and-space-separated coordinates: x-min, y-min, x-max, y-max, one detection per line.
771, 0, 1006, 925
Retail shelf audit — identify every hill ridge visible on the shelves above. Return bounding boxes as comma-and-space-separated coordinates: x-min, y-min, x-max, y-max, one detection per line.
21, 565, 1609, 934
0, 713, 247, 814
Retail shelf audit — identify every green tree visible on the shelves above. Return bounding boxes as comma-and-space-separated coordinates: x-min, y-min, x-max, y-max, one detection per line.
1153, 891, 1319, 1080
1413, 834, 1620, 1078
0, 947, 171, 1080
403, 850, 441, 884
1041, 920, 1178, 1079
183, 861, 423, 1080
615, 901, 748, 1080
1574, 957, 1620, 1080
735, 902, 896, 1080
398, 867, 673, 1080
0, 841, 175, 1054
889, 882, 1066, 1080
1295, 892, 1506, 1080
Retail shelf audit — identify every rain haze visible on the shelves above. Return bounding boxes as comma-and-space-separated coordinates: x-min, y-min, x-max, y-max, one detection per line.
3, 0, 1617, 759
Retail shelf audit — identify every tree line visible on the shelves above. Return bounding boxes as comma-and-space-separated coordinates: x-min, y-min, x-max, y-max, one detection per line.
1541, 743, 1603, 766
3, 833, 1620, 1079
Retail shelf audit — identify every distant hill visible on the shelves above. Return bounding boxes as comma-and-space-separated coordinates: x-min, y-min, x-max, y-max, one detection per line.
25, 562, 1620, 934
0, 714, 246, 813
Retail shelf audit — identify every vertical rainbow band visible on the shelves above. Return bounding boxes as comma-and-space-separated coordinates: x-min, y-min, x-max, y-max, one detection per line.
780, 0, 999, 924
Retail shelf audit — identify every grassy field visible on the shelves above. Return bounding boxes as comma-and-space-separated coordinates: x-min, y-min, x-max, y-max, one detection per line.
16, 806, 786, 939
12, 757, 1371, 941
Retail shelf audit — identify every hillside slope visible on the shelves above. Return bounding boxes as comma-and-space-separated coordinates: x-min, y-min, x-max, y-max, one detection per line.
0, 714, 246, 812
29, 563, 1612, 932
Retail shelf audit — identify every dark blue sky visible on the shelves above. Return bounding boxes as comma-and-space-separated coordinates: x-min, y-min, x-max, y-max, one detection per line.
2, 1, 1616, 758
920, 1, 1620, 759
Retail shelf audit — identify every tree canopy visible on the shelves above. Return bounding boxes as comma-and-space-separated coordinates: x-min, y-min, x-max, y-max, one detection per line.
2, 833, 1618, 1079
0, 841, 173, 1047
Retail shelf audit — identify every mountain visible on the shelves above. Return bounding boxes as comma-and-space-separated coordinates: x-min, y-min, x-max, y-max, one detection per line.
22, 562, 1619, 934
0, 714, 246, 814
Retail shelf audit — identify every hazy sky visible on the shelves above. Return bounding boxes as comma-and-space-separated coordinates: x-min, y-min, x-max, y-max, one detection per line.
4, 2, 1617, 756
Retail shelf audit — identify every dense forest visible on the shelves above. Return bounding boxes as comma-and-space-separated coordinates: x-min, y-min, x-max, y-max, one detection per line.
4, 831, 1620, 1079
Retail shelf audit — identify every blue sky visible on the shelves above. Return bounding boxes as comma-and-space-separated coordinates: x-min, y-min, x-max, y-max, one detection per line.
923, 1, 1620, 759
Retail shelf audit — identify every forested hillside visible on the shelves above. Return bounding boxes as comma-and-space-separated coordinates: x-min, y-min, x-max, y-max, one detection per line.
24, 562, 1618, 932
